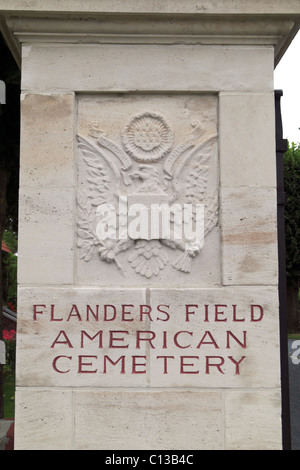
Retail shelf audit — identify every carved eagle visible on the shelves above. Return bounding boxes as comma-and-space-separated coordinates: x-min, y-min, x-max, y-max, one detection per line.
77, 111, 218, 278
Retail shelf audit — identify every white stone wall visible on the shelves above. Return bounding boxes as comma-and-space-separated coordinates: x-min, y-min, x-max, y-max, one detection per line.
10, 7, 292, 449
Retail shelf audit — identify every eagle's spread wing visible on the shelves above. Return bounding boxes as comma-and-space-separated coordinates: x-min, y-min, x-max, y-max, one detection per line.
171, 135, 217, 204
162, 134, 218, 272
77, 134, 122, 206
77, 134, 133, 267
170, 134, 218, 237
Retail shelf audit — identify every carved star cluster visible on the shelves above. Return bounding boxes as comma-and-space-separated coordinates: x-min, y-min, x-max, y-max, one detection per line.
121, 112, 174, 162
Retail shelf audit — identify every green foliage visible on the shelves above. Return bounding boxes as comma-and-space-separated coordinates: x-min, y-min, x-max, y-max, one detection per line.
2, 229, 17, 308
2, 229, 17, 254
284, 141, 300, 287
3, 372, 15, 419
3, 330, 16, 372
2, 251, 17, 306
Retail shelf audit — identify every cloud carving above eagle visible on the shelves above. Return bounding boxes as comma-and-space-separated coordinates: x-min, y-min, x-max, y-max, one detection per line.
77, 111, 218, 279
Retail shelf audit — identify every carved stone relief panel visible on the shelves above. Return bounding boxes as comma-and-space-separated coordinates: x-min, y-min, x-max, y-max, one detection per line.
76, 94, 219, 287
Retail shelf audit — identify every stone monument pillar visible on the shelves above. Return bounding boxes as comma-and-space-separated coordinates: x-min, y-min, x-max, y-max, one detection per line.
1, 1, 299, 450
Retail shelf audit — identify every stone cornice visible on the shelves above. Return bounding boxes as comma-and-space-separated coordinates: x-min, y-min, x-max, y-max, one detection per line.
0, 8, 299, 68
0, 0, 299, 15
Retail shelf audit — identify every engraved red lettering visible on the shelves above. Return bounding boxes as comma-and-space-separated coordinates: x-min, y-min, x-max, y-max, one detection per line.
205, 356, 225, 374
180, 356, 199, 374
78, 355, 97, 373
228, 356, 246, 375
67, 305, 82, 321
185, 305, 198, 322
215, 305, 227, 322
139, 305, 153, 321
232, 304, 245, 322
86, 305, 99, 321
80, 330, 103, 348
250, 305, 264, 322
104, 305, 116, 321
156, 305, 170, 322
50, 304, 63, 321
174, 331, 192, 349
136, 331, 156, 349
156, 356, 175, 374
162, 331, 168, 349
103, 355, 125, 373
121, 304, 134, 321
226, 331, 247, 349
204, 304, 209, 322
51, 330, 73, 348
33, 304, 46, 321
132, 355, 147, 374
52, 355, 72, 373
109, 330, 129, 348
196, 331, 219, 349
